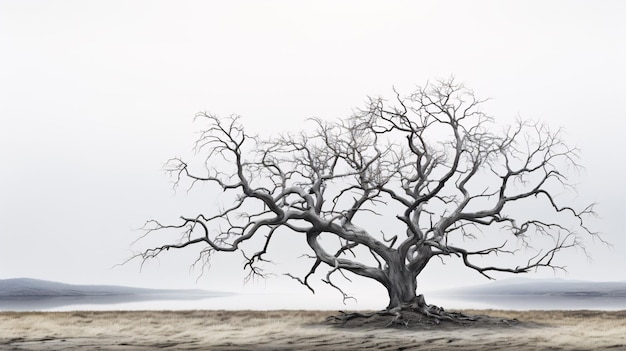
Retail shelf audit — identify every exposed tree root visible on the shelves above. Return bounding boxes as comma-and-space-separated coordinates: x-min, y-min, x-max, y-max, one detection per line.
327, 295, 519, 329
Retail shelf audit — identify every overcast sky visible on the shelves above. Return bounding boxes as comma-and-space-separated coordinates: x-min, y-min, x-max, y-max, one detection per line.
1, 1, 625, 305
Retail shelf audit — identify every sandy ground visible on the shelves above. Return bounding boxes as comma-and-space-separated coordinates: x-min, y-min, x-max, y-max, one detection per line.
0, 309, 625, 350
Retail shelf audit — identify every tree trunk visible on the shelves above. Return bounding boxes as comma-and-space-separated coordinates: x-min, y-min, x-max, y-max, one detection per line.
384, 261, 419, 309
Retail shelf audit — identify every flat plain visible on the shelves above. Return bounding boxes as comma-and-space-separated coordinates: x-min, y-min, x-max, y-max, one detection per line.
0, 309, 625, 350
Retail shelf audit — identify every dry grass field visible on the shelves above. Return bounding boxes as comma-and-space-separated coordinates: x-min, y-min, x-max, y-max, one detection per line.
0, 309, 625, 350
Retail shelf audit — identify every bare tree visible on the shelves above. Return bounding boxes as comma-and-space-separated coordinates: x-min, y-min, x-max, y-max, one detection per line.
135, 79, 596, 323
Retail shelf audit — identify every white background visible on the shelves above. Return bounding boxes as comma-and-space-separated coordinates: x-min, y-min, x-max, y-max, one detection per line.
1, 1, 624, 309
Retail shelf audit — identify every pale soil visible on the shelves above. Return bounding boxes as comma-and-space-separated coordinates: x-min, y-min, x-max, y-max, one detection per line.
0, 309, 625, 350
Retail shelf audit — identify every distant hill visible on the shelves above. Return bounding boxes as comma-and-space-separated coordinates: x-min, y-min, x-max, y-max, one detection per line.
443, 278, 626, 297
0, 278, 224, 298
